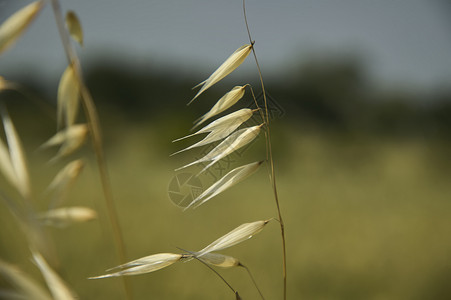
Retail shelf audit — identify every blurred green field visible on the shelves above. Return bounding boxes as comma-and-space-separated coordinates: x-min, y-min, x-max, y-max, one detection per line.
1, 112, 451, 299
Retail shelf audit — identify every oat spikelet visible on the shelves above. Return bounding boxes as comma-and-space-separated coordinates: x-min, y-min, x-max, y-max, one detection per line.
184, 161, 263, 210
89, 253, 183, 279
41, 124, 88, 148
189, 44, 252, 105
1, 108, 30, 199
175, 125, 262, 174
57, 65, 80, 129
47, 160, 84, 195
0, 135, 17, 191
198, 253, 240, 268
65, 11, 83, 47
37, 206, 97, 227
198, 220, 270, 256
32, 251, 77, 300
171, 109, 253, 156
41, 124, 88, 162
0, 1, 44, 55
0, 259, 51, 300
193, 85, 247, 129
173, 108, 254, 142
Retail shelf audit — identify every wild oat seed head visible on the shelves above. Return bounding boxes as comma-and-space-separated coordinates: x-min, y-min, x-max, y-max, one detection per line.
89, 253, 183, 279
173, 108, 253, 143
189, 44, 252, 104
0, 260, 52, 300
185, 161, 263, 210
0, 1, 44, 55
57, 65, 80, 129
175, 125, 261, 173
199, 253, 240, 268
198, 220, 270, 255
1, 108, 30, 198
65, 11, 83, 47
32, 251, 76, 300
38, 206, 97, 227
193, 85, 247, 129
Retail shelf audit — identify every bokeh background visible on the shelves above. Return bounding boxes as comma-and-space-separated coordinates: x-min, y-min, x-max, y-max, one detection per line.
1, 0, 451, 299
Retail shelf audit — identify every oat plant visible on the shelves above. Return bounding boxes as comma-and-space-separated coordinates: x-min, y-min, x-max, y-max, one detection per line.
0, 1, 131, 299
1, 1, 287, 299
172, 0, 287, 298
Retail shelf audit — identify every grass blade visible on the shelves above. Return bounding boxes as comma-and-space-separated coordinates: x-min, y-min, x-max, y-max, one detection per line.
189, 44, 252, 104
0, 1, 44, 54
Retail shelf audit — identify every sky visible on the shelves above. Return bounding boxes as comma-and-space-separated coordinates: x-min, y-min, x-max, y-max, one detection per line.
0, 0, 450, 94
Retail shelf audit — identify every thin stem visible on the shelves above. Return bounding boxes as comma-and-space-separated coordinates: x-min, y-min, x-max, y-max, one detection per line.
178, 248, 239, 296
243, 1, 287, 299
239, 263, 265, 300
49, 1, 132, 299
248, 85, 270, 161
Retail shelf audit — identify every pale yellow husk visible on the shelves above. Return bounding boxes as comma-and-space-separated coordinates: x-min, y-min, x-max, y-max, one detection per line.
173, 108, 253, 142
198, 220, 270, 255
171, 109, 253, 156
1, 108, 30, 198
89, 253, 183, 279
175, 125, 262, 173
0, 1, 44, 55
185, 161, 263, 210
41, 124, 88, 162
193, 85, 246, 129
189, 44, 252, 104
47, 160, 84, 194
65, 11, 83, 46
57, 65, 80, 129
32, 251, 77, 300
0, 260, 51, 300
38, 206, 97, 227
199, 253, 240, 268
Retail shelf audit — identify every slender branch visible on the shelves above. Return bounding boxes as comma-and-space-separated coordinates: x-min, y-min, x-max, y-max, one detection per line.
49, 1, 132, 299
243, 1, 287, 299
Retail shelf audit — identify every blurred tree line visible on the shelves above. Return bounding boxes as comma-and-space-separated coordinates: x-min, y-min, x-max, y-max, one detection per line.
3, 55, 451, 142
85, 56, 451, 140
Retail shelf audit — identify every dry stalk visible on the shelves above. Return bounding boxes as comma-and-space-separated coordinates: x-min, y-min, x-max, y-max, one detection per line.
48, 0, 132, 299
243, 0, 288, 298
